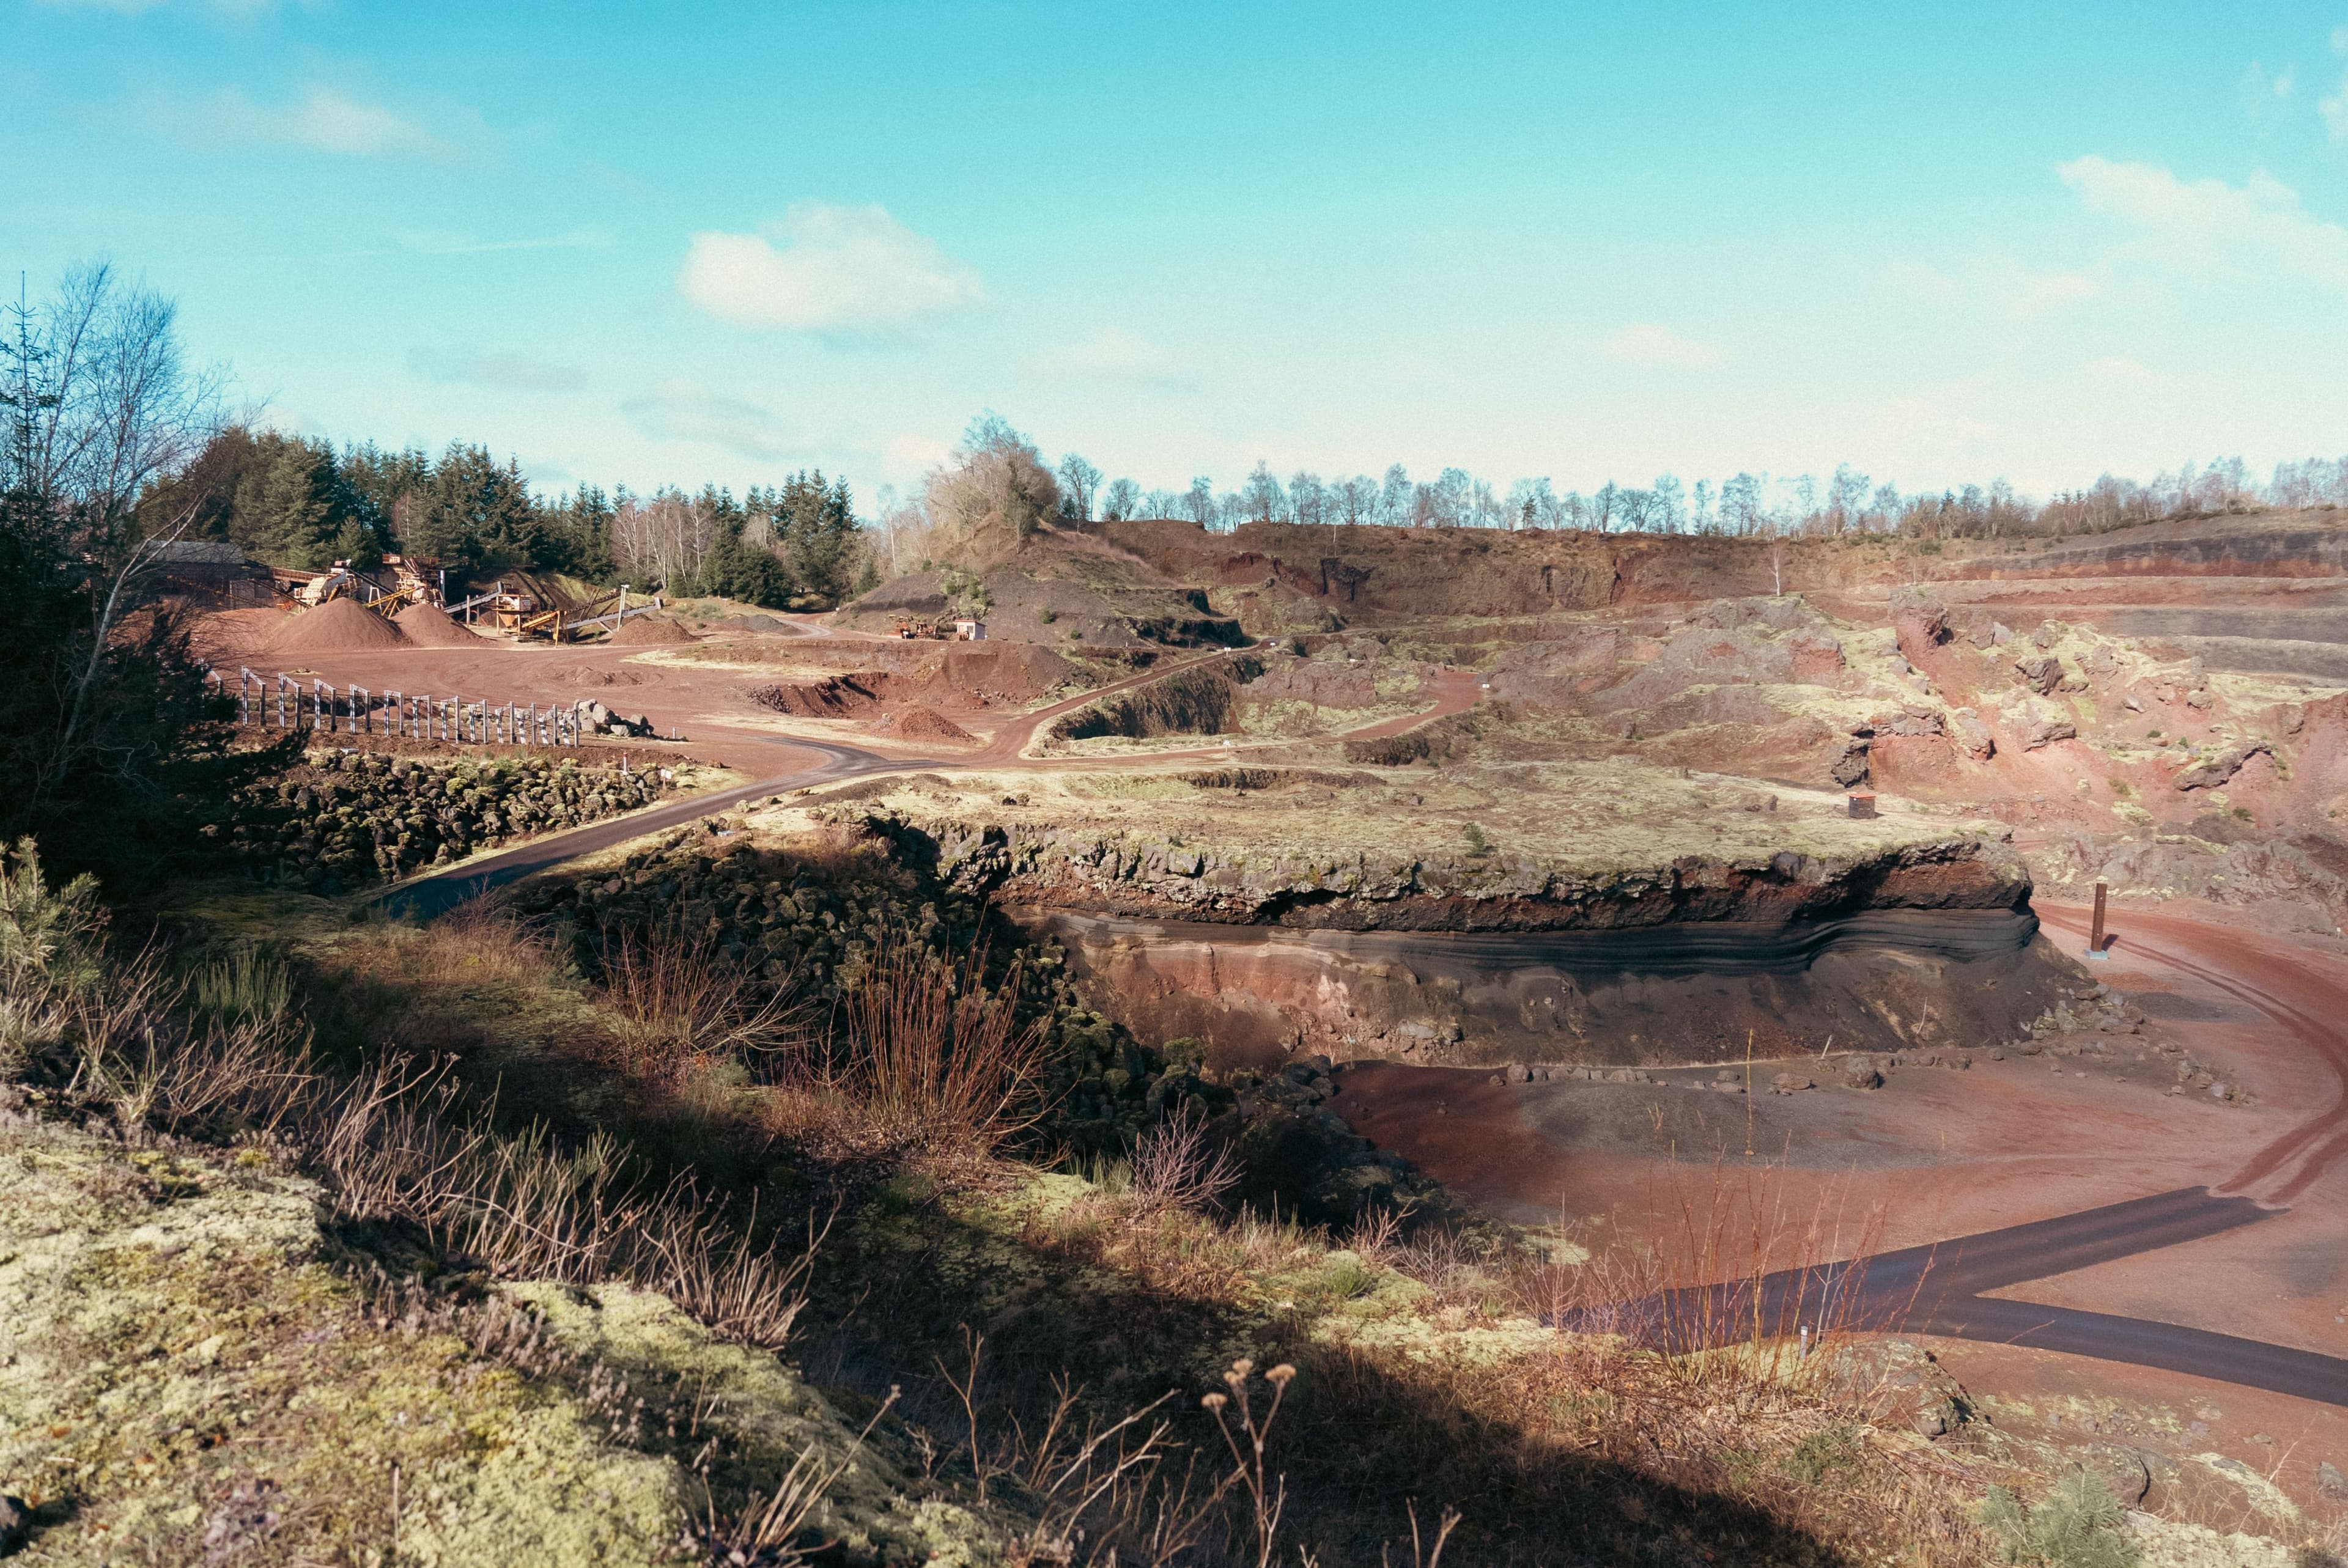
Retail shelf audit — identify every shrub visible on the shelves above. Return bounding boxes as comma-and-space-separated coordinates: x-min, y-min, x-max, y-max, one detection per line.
1979, 1471, 2139, 1568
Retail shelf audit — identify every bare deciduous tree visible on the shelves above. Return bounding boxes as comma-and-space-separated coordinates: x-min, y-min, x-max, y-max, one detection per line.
1054, 452, 1101, 521
610, 489, 718, 591
921, 414, 1059, 545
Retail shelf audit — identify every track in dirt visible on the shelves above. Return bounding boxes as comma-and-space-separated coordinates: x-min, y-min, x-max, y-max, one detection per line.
2036, 904, 2348, 1205
375, 645, 1260, 916
1630, 902, 2348, 1407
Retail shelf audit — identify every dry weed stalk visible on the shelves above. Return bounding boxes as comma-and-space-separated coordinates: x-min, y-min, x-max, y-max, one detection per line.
598, 924, 802, 1081
1200, 1358, 1296, 1568
1383, 1501, 1460, 1568
825, 941, 1053, 1161
1127, 1105, 1241, 1214
689, 1389, 898, 1567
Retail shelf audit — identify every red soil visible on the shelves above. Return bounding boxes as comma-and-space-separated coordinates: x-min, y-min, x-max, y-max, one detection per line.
1333, 899, 2348, 1424
607, 616, 700, 645
393, 601, 487, 647
887, 704, 980, 743
264, 597, 411, 653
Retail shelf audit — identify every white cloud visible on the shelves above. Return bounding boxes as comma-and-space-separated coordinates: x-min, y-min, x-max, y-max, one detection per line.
169, 85, 461, 159
1592, 322, 1728, 369
677, 205, 983, 333
2242, 59, 2297, 124
622, 380, 810, 462
2056, 154, 2348, 292
1891, 260, 1969, 307
2084, 355, 2182, 392
1897, 259, 2101, 319
1028, 329, 1192, 389
2324, 76, 2348, 140
407, 348, 583, 392
1984, 263, 2102, 319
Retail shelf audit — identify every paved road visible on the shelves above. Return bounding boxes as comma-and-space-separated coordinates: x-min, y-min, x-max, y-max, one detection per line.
1603, 1184, 2348, 1407
1598, 902, 2348, 1408
374, 736, 906, 918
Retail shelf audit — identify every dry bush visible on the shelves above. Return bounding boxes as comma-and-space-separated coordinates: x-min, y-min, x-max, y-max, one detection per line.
822, 941, 1054, 1164
1127, 1106, 1241, 1215
597, 926, 802, 1082
650, 1204, 826, 1351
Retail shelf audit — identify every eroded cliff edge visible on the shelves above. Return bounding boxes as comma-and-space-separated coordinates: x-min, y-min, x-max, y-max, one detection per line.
802, 762, 2070, 1071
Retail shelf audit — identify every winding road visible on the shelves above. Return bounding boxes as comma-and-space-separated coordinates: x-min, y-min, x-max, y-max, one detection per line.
1614, 901, 2348, 1407
376, 642, 1263, 917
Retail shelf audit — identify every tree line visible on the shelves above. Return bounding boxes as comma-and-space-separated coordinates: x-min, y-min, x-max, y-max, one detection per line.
141, 430, 869, 608
885, 425, 2348, 547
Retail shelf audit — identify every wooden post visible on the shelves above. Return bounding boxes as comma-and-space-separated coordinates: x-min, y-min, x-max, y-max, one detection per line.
2091, 880, 2108, 956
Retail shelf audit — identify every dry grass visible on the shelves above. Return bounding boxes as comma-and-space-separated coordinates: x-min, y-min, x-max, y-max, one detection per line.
596, 925, 802, 1082
816, 939, 1056, 1166
1, 877, 819, 1355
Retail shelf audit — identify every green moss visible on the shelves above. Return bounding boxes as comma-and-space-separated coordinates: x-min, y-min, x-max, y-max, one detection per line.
0, 1121, 1014, 1567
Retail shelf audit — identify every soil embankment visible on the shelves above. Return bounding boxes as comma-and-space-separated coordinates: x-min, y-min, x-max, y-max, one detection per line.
1016, 905, 2057, 1072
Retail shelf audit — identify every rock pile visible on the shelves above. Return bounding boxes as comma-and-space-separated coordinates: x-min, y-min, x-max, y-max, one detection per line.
227, 751, 669, 892
572, 698, 658, 737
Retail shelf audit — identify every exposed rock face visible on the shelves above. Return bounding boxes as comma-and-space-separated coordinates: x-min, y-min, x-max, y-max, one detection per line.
1951, 710, 1996, 759
821, 805, 2063, 1070
2007, 703, 2077, 750
1016, 906, 2064, 1071
1889, 587, 1949, 656
2014, 654, 2064, 694
2174, 742, 2272, 791
855, 808, 2032, 932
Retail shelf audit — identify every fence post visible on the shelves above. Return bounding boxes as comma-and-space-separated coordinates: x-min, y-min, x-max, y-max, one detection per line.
277, 674, 295, 729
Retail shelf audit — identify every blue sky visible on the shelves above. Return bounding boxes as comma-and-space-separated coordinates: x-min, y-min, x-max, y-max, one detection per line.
9, 1, 2348, 509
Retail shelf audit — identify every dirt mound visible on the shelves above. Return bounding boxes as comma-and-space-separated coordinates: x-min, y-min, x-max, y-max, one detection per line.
752, 672, 909, 718
393, 600, 487, 647
916, 644, 1076, 704
886, 705, 979, 743
708, 613, 792, 633
193, 606, 290, 661
605, 616, 700, 645
263, 597, 411, 653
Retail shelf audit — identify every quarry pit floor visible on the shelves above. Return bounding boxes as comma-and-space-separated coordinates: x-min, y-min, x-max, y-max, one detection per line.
1336, 899, 2348, 1416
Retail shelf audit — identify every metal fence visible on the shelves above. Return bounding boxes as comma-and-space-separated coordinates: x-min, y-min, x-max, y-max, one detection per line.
213, 668, 580, 746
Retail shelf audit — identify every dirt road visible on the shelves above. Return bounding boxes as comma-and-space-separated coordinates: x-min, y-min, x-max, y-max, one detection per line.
1603, 900, 2348, 1405
376, 644, 1265, 915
